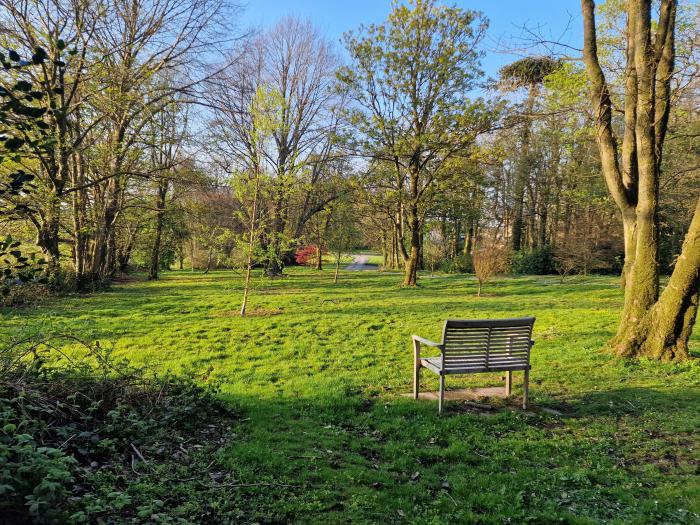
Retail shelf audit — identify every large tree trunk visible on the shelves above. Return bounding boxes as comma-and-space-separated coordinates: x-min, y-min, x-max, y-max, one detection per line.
614, 199, 699, 360
37, 198, 61, 279
581, 0, 695, 360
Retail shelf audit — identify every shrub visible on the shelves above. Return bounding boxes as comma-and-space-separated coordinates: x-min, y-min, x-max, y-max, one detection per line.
472, 244, 508, 296
294, 245, 318, 266
0, 335, 238, 524
0, 282, 51, 307
510, 245, 556, 275
441, 254, 472, 274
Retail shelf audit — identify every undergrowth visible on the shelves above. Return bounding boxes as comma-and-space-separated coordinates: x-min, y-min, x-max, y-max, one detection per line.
0, 334, 239, 524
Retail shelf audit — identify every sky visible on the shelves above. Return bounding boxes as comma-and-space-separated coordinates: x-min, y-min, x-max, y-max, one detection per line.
239, 0, 584, 80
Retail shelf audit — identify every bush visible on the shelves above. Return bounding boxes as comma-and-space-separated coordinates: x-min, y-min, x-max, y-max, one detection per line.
510, 245, 556, 275
472, 244, 508, 296
0, 282, 51, 307
440, 254, 472, 274
294, 245, 318, 266
0, 335, 238, 524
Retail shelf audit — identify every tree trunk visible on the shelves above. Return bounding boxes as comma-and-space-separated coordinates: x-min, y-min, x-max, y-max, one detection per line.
613, 198, 699, 360
241, 172, 261, 317
190, 239, 196, 272
334, 251, 341, 284
403, 200, 420, 286
464, 221, 474, 256
315, 245, 323, 271
581, 0, 693, 360
148, 179, 168, 280
37, 197, 61, 280
453, 219, 461, 258
512, 85, 537, 252
204, 247, 213, 274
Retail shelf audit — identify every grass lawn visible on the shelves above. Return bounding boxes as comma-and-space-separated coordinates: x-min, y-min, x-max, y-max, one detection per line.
3, 269, 699, 524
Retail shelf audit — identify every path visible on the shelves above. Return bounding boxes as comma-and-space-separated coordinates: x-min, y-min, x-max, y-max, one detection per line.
346, 254, 379, 271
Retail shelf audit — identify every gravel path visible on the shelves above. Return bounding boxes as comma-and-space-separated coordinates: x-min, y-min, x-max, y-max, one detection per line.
346, 254, 379, 271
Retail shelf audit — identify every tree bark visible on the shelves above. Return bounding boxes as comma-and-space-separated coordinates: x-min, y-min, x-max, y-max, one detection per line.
148, 179, 168, 280
334, 251, 341, 284
512, 84, 537, 252
581, 0, 692, 360
614, 198, 700, 360
403, 200, 420, 286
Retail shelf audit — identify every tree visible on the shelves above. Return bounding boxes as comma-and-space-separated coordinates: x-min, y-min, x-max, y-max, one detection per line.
326, 198, 361, 284
338, 0, 497, 286
206, 17, 340, 276
580, 0, 699, 360
0, 0, 233, 288
233, 86, 280, 317
472, 243, 507, 297
145, 96, 189, 280
499, 56, 561, 252
422, 231, 446, 277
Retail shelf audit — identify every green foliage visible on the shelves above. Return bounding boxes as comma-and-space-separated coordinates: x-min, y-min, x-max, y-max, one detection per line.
441, 253, 472, 273
510, 246, 556, 275
2, 270, 698, 523
0, 236, 47, 299
0, 48, 52, 214
0, 335, 238, 523
338, 0, 497, 158
0, 49, 52, 296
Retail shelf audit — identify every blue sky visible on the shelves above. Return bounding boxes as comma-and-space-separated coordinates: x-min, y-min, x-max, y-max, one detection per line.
240, 1, 584, 79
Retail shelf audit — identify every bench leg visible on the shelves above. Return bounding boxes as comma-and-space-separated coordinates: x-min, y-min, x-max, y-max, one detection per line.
438, 374, 445, 414
505, 371, 512, 397
413, 339, 421, 400
523, 369, 529, 409
413, 362, 421, 400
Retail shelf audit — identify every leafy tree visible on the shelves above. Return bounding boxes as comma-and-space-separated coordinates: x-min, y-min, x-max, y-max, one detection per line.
232, 86, 283, 317
499, 56, 562, 251
339, 0, 498, 286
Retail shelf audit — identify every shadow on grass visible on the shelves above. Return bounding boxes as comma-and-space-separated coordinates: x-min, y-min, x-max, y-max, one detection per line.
566, 385, 700, 418
209, 385, 698, 524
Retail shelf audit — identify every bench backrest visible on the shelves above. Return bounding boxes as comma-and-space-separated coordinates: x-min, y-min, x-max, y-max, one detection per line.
441, 317, 535, 371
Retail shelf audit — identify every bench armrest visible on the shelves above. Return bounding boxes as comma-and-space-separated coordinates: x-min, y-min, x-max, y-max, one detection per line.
412, 335, 443, 349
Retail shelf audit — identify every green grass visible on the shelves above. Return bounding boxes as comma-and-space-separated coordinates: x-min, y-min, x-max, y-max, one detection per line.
3, 269, 699, 524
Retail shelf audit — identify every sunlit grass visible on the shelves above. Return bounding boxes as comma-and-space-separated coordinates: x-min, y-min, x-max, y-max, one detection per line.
3, 269, 699, 524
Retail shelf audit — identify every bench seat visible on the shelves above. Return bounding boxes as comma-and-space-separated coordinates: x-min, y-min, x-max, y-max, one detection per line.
420, 356, 531, 375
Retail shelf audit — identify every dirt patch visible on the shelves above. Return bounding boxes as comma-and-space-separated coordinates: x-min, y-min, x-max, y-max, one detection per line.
112, 274, 144, 283
215, 307, 284, 317
257, 287, 304, 295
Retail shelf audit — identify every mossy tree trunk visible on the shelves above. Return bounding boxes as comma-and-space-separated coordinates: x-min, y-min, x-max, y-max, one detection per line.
581, 0, 699, 361
614, 199, 700, 360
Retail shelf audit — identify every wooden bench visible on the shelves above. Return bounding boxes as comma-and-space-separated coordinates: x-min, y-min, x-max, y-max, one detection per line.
412, 317, 535, 413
